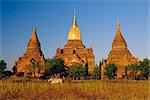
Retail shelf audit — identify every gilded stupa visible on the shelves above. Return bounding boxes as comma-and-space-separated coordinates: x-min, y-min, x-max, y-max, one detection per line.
56, 10, 95, 73
101, 21, 138, 78
68, 10, 81, 40
14, 26, 45, 77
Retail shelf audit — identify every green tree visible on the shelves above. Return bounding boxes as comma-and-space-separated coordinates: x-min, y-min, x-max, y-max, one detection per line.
3, 71, 12, 77
0, 60, 7, 79
104, 63, 117, 79
126, 63, 140, 80
0, 60, 7, 74
28, 59, 40, 78
84, 72, 91, 80
140, 59, 150, 80
68, 64, 86, 80
12, 66, 17, 75
93, 67, 101, 80
45, 57, 66, 77
126, 59, 150, 80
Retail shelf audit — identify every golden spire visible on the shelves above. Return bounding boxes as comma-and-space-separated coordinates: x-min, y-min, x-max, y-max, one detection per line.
73, 9, 77, 27
68, 9, 81, 40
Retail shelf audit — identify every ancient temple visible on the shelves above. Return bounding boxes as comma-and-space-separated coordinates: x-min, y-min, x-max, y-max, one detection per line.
56, 10, 95, 73
101, 21, 138, 78
14, 26, 45, 77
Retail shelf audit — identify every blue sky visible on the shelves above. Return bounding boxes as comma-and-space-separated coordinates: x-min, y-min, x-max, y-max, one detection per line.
1, 0, 149, 70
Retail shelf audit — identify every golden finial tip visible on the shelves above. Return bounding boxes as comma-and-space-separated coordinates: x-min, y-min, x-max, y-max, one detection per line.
74, 8, 76, 16
116, 20, 120, 32
33, 25, 36, 32
117, 20, 120, 26
34, 25, 36, 29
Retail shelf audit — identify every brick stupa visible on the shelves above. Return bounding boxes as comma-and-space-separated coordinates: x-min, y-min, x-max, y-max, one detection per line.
56, 10, 95, 73
14, 26, 45, 77
101, 21, 138, 78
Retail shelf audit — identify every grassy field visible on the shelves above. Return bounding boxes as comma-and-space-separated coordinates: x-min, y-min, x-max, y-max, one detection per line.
0, 78, 150, 100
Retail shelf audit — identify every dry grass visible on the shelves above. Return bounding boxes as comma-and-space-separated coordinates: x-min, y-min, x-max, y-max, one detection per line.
0, 78, 150, 100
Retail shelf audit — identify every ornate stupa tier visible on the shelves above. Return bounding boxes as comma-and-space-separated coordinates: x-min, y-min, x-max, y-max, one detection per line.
68, 10, 81, 40
65, 40, 85, 49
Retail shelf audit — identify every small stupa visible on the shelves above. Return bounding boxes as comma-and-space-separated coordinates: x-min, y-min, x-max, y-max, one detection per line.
101, 21, 138, 78
14, 26, 45, 77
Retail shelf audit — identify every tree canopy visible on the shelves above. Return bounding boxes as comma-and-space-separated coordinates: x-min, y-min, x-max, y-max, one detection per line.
104, 63, 117, 79
126, 58, 150, 80
68, 63, 86, 80
140, 59, 150, 80
0, 60, 7, 79
28, 59, 41, 78
93, 67, 101, 80
0, 60, 7, 74
45, 57, 66, 77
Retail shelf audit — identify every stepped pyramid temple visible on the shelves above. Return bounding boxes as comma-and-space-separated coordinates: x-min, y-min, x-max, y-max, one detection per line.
101, 21, 138, 78
56, 10, 95, 73
14, 26, 45, 77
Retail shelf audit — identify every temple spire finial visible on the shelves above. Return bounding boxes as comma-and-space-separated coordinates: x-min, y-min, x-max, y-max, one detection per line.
30, 25, 40, 44
33, 25, 36, 33
31, 25, 37, 38
74, 8, 76, 17
117, 20, 120, 33
73, 9, 77, 27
